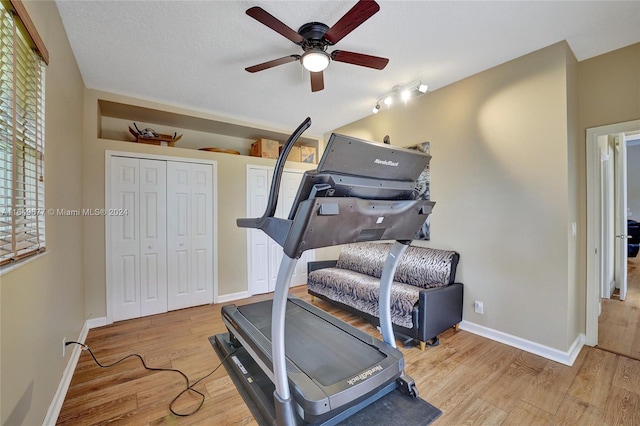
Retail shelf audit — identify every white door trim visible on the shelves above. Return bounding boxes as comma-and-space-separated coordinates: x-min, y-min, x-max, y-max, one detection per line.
585, 120, 640, 346
105, 150, 218, 324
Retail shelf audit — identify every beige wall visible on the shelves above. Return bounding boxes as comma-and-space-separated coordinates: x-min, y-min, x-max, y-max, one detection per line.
332, 42, 579, 351
0, 1, 86, 424
577, 43, 640, 132
82, 90, 317, 319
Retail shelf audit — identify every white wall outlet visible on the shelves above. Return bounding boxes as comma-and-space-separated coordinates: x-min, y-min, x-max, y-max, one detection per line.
62, 337, 67, 357
474, 301, 484, 315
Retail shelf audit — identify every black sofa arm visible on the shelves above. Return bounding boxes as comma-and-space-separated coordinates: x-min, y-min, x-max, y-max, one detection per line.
307, 260, 338, 274
415, 283, 464, 342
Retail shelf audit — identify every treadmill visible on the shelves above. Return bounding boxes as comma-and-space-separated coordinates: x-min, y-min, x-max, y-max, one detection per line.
215, 117, 438, 425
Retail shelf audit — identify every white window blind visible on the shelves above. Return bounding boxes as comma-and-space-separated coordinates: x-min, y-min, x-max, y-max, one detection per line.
0, 2, 46, 266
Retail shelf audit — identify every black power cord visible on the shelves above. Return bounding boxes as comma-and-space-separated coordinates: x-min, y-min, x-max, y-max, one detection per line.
66, 341, 237, 417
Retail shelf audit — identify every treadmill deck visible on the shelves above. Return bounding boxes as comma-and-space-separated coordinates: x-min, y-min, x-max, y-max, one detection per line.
220, 297, 404, 422
236, 299, 387, 386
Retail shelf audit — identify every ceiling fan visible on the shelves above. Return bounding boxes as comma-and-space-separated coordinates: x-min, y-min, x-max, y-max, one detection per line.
245, 0, 389, 92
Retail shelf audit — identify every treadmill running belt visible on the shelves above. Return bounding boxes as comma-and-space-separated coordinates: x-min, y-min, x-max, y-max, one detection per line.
237, 300, 386, 387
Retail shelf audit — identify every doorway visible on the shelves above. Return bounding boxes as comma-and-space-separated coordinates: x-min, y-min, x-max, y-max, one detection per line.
586, 119, 640, 354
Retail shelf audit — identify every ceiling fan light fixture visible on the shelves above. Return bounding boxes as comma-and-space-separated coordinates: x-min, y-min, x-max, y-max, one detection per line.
301, 49, 330, 72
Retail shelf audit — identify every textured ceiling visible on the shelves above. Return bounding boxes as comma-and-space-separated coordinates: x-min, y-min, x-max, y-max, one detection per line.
55, 1, 640, 137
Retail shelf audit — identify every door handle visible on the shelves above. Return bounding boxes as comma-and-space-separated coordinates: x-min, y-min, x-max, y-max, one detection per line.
615, 235, 630, 239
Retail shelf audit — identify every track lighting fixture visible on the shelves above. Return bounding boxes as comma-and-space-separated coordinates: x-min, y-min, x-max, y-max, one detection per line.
372, 80, 428, 114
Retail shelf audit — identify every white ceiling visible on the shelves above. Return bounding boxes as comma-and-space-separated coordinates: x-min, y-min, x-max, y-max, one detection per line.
55, 1, 640, 137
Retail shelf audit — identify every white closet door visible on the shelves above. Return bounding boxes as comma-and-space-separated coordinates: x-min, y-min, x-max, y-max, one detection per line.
247, 167, 270, 294
273, 171, 310, 288
110, 157, 141, 321
139, 160, 168, 316
109, 157, 167, 322
190, 163, 214, 306
167, 162, 214, 310
247, 167, 314, 294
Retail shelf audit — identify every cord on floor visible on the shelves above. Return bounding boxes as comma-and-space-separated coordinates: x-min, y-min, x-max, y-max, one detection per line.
65, 341, 236, 417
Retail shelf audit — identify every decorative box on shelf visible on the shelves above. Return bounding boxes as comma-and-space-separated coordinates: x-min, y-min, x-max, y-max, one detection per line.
250, 138, 280, 159
129, 126, 182, 147
300, 145, 316, 163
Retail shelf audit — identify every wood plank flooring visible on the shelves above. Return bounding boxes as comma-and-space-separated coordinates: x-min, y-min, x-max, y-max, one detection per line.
598, 255, 640, 359
58, 286, 640, 425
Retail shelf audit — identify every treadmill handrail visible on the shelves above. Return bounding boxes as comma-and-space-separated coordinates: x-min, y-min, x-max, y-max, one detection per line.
237, 117, 312, 232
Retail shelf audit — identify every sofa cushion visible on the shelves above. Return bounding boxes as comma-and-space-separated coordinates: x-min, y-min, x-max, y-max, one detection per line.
335, 243, 457, 288
394, 246, 457, 289
307, 268, 419, 329
335, 242, 388, 278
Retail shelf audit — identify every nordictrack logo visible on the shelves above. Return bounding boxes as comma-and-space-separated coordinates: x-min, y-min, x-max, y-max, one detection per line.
347, 365, 383, 385
374, 159, 399, 167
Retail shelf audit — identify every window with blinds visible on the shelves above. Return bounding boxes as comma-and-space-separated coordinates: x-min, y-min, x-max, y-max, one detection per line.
0, 2, 46, 266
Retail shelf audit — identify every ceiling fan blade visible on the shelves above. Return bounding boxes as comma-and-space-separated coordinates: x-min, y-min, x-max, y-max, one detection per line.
246, 7, 304, 44
310, 71, 324, 92
331, 50, 388, 70
245, 55, 300, 73
324, 0, 380, 45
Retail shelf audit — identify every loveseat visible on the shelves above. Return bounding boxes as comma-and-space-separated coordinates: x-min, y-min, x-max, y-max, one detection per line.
307, 242, 463, 350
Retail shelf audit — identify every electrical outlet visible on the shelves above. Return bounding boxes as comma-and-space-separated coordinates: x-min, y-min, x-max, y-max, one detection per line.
474, 301, 484, 315
62, 337, 66, 357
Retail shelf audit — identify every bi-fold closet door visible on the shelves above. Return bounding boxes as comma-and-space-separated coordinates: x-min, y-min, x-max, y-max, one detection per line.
108, 156, 214, 322
166, 161, 214, 311
246, 166, 314, 295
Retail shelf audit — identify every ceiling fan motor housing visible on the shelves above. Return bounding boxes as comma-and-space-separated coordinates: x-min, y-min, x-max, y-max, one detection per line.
298, 22, 330, 50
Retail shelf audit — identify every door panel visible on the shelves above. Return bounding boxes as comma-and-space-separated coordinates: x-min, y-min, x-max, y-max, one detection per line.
247, 168, 270, 294
167, 161, 214, 309
189, 163, 214, 306
110, 157, 141, 321
615, 133, 628, 300
121, 255, 137, 304
139, 159, 167, 316
247, 166, 314, 294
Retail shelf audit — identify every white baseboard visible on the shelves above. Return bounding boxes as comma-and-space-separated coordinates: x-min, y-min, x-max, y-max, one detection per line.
43, 317, 107, 425
459, 320, 585, 366
43, 323, 89, 425
85, 316, 108, 329
216, 291, 251, 304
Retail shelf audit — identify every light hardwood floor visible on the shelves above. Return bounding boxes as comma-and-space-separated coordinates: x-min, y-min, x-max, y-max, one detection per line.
598, 255, 640, 359
58, 286, 640, 425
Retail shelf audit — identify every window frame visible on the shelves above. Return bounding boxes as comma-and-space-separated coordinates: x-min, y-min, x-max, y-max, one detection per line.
0, 0, 47, 267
